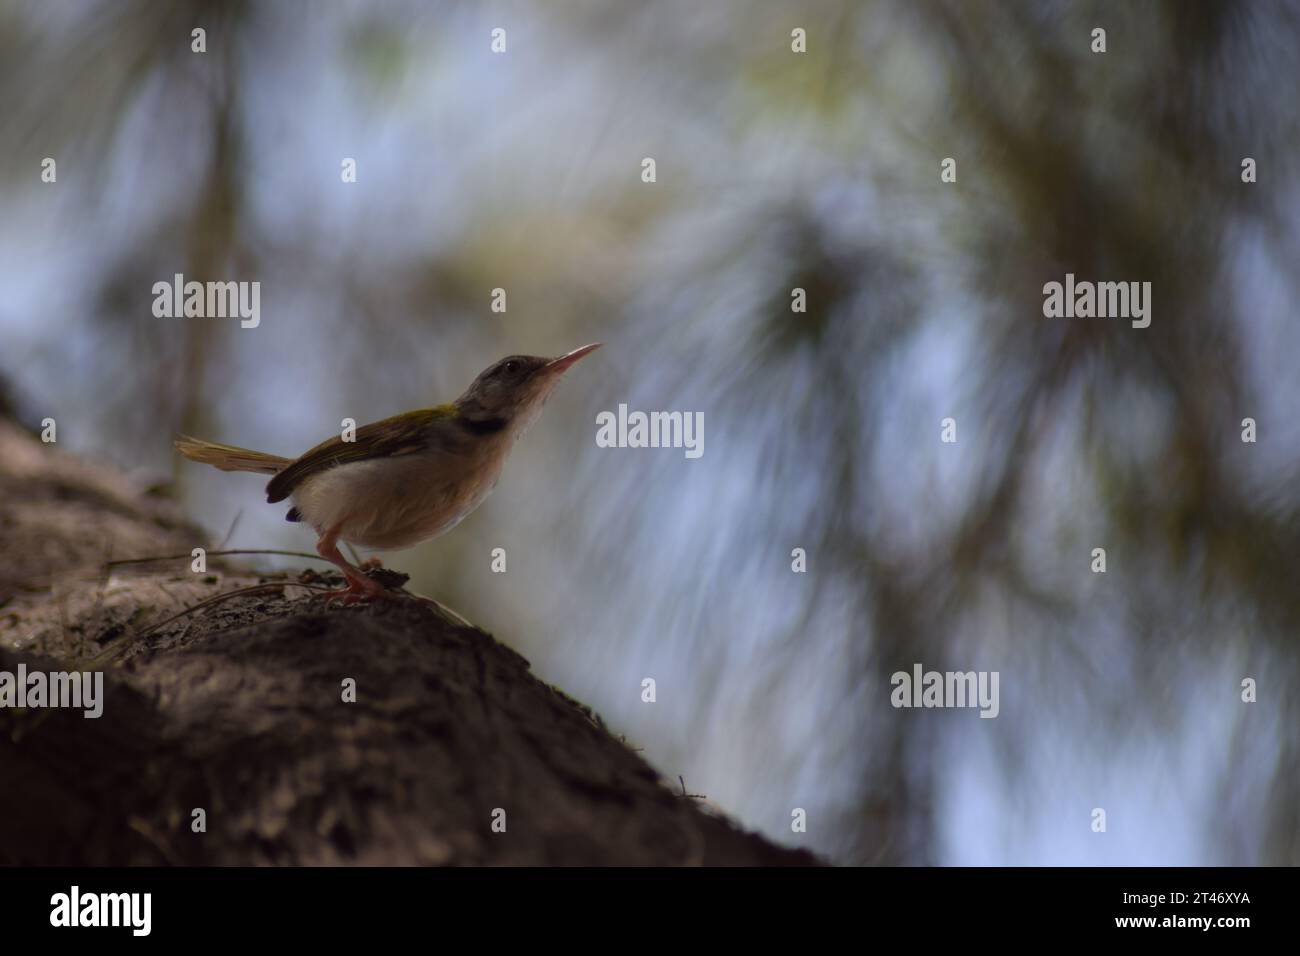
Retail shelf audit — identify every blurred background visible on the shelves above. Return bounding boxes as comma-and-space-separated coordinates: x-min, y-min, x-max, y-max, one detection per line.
2, 0, 1299, 865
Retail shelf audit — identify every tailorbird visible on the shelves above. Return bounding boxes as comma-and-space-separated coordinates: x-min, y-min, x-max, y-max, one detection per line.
175, 343, 601, 603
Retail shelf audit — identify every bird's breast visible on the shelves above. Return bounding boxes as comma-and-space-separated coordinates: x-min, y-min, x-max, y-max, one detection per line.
290, 444, 508, 551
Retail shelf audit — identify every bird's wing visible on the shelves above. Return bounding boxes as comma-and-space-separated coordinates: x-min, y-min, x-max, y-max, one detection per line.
265, 405, 460, 503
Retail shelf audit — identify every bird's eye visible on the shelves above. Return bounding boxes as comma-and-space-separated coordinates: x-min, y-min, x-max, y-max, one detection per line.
502, 361, 518, 374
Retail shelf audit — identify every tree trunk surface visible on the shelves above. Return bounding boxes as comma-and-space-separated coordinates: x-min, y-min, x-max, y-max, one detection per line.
0, 420, 815, 866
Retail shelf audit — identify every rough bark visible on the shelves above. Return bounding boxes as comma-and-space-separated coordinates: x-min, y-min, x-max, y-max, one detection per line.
0, 420, 815, 866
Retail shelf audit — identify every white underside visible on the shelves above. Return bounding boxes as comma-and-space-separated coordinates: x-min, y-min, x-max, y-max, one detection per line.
290, 448, 506, 551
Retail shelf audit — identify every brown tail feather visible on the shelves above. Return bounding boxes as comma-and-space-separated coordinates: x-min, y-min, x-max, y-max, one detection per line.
174, 435, 291, 475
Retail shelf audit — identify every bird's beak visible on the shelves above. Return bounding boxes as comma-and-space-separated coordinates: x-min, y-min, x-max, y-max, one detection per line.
544, 342, 602, 376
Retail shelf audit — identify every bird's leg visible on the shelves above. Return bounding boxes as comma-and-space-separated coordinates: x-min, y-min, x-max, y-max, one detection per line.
315, 528, 387, 605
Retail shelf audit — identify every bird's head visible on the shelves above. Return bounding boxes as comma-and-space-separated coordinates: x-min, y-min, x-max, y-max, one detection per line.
454, 343, 601, 434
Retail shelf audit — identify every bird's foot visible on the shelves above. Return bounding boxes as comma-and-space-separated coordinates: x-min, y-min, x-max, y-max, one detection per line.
319, 576, 388, 608
358, 556, 384, 571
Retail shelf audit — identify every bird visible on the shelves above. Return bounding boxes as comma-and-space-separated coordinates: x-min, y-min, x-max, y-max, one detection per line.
175, 343, 601, 604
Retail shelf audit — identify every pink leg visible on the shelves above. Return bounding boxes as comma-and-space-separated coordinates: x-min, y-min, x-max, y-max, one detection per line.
315, 528, 387, 606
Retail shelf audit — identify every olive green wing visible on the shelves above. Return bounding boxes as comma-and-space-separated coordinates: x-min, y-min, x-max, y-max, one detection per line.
265, 405, 458, 503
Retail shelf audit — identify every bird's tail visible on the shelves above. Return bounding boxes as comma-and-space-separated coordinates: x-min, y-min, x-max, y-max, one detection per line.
174, 435, 291, 475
